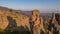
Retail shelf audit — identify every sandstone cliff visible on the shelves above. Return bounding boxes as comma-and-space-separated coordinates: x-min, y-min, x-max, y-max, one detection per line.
0, 9, 30, 31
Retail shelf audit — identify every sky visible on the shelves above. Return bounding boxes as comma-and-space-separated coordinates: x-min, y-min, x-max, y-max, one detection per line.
0, 0, 60, 13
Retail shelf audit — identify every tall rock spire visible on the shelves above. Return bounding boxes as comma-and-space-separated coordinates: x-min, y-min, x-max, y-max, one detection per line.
52, 12, 59, 25
32, 9, 40, 26
32, 9, 40, 34
52, 12, 55, 21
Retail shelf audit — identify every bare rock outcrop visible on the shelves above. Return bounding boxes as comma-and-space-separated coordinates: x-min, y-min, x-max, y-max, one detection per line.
32, 9, 45, 34
0, 9, 30, 31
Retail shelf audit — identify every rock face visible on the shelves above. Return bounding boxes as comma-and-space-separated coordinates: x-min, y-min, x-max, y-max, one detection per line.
54, 13, 60, 34
32, 9, 40, 34
31, 11, 60, 34
0, 10, 9, 30
48, 13, 60, 34
0, 9, 30, 31
32, 9, 45, 34
32, 9, 40, 26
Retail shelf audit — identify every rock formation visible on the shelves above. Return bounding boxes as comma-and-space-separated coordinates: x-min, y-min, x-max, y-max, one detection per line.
32, 9, 40, 34
48, 12, 60, 34
32, 9, 45, 34
0, 9, 30, 31
0, 7, 60, 34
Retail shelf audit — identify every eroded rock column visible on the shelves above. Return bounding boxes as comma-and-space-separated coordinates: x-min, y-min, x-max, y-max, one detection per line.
32, 9, 40, 34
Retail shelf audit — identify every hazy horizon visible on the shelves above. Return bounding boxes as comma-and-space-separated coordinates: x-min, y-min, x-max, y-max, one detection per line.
0, 0, 60, 13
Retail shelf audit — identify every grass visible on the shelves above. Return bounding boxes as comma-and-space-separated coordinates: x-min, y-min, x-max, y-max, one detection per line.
0, 29, 31, 34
